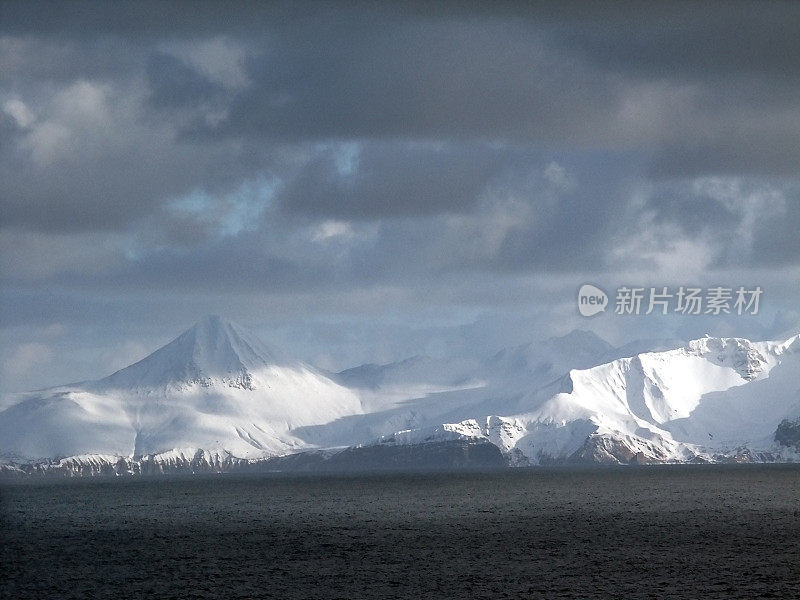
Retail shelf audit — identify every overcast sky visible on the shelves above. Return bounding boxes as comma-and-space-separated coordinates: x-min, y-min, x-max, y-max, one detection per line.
1, 1, 799, 393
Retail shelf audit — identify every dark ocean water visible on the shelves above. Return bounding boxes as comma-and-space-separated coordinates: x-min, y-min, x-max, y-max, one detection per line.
1, 465, 799, 599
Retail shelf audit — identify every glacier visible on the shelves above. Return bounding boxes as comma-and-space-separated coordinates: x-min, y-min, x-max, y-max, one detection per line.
1, 315, 799, 476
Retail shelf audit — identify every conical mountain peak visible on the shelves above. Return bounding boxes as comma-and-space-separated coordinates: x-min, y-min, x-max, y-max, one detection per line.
99, 315, 283, 389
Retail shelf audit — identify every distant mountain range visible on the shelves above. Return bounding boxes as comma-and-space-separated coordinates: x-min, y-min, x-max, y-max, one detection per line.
2, 315, 799, 476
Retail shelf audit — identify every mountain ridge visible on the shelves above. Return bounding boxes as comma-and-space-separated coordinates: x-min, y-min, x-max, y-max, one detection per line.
1, 316, 798, 475
96, 315, 286, 390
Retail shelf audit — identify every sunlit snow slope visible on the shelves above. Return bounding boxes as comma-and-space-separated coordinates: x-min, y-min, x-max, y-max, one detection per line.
378, 333, 800, 464
1, 316, 798, 471
0, 316, 361, 461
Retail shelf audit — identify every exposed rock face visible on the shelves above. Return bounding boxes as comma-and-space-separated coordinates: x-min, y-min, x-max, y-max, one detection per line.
567, 433, 672, 465
686, 336, 771, 381
775, 418, 800, 451
267, 439, 508, 472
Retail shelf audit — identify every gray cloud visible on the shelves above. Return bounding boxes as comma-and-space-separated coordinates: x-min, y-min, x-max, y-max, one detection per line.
644, 177, 800, 268
146, 52, 227, 108
649, 134, 800, 179
279, 143, 511, 219
1, 2, 799, 392
550, 5, 800, 81
2, 2, 798, 235
197, 19, 619, 144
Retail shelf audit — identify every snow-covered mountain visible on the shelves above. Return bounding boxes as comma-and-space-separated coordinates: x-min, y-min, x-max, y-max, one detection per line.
0, 316, 362, 463
485, 329, 616, 382
365, 333, 800, 465
1, 316, 799, 476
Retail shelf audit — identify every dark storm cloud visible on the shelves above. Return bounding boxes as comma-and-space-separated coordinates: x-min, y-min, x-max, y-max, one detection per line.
1, 1, 798, 236
107, 245, 326, 293
2, 0, 800, 393
649, 135, 800, 179
751, 219, 800, 267
22, 231, 327, 294
146, 52, 226, 108
0, 36, 146, 83
643, 178, 800, 268
117, 2, 800, 178
543, 4, 800, 178
0, 110, 22, 150
0, 136, 279, 232
0, 0, 796, 261
547, 6, 800, 80
494, 201, 606, 272
279, 144, 509, 219
647, 192, 739, 237
201, 19, 615, 143
0, 0, 298, 37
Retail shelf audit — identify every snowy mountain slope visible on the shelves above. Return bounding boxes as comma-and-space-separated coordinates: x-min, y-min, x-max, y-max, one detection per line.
300, 329, 624, 447
484, 329, 614, 385
0, 316, 362, 461
292, 330, 735, 460
94, 314, 286, 390
386, 333, 800, 465
1, 317, 798, 474
334, 355, 484, 414
662, 336, 800, 448
336, 355, 480, 391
